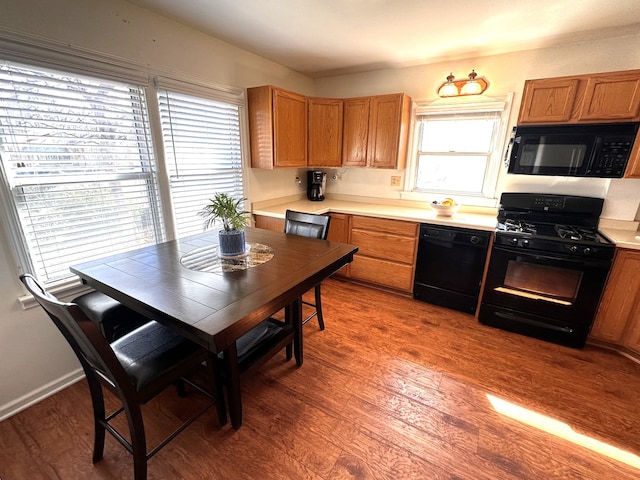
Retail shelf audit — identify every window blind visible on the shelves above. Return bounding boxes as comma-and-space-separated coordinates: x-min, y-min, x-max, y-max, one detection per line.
0, 61, 163, 283
157, 89, 243, 238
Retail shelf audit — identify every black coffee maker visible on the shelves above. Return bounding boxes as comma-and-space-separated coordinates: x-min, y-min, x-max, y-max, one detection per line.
307, 171, 326, 201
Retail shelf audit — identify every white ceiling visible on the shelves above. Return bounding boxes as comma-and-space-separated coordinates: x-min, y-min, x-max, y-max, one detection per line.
128, 0, 640, 78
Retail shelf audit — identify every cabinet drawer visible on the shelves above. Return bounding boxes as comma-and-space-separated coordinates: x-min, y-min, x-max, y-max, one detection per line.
351, 229, 416, 263
351, 215, 418, 237
350, 255, 414, 292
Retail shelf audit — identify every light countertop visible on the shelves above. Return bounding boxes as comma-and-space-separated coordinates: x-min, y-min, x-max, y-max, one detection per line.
600, 228, 640, 251
253, 195, 640, 250
252, 197, 498, 231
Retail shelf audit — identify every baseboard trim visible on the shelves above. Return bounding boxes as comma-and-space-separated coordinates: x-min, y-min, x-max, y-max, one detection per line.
0, 368, 84, 421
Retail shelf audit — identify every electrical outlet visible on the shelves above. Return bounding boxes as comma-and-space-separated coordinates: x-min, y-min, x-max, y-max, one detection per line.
390, 176, 401, 186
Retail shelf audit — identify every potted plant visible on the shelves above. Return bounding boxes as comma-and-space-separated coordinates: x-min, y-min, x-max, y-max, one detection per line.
199, 193, 249, 256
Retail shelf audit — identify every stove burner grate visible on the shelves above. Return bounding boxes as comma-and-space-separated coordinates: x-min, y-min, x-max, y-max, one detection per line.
554, 225, 598, 242
503, 219, 537, 234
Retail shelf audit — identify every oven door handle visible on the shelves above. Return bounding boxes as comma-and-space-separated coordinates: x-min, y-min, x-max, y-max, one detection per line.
492, 245, 611, 269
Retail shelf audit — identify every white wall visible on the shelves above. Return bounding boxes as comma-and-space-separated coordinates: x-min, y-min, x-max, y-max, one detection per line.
314, 33, 640, 221
0, 0, 314, 418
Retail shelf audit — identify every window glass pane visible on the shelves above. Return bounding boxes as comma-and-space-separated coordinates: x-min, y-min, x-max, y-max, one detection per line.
15, 180, 159, 281
0, 61, 162, 284
421, 118, 496, 152
413, 108, 503, 197
416, 154, 487, 192
158, 90, 243, 238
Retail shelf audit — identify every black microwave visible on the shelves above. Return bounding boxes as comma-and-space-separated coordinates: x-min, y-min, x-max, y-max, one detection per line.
507, 123, 639, 178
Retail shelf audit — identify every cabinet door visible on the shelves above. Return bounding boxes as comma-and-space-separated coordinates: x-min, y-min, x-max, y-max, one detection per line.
342, 97, 370, 167
622, 300, 640, 352
578, 72, 640, 121
247, 86, 275, 169
591, 249, 640, 343
518, 78, 579, 124
308, 98, 343, 167
273, 89, 308, 168
326, 213, 350, 243
326, 213, 350, 277
367, 94, 410, 169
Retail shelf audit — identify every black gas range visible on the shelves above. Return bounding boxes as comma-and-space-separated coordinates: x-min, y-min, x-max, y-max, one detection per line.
479, 193, 614, 348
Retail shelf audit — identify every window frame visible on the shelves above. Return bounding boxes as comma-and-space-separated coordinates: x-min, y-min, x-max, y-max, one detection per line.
0, 34, 248, 299
402, 95, 513, 207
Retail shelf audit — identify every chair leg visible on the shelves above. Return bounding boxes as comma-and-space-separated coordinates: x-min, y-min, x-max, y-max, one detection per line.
123, 402, 147, 480
284, 304, 293, 361
85, 371, 106, 463
315, 284, 325, 330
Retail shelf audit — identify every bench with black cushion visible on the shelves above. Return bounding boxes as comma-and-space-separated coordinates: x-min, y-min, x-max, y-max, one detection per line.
73, 291, 149, 342
219, 318, 293, 375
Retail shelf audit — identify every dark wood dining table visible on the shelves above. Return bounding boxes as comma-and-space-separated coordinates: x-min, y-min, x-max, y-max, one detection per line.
70, 226, 358, 428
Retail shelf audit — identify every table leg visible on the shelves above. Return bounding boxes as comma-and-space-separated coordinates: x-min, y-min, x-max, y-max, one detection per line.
223, 342, 242, 429
291, 297, 303, 367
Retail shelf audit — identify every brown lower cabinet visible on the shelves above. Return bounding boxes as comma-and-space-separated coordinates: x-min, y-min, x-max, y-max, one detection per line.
348, 215, 418, 293
590, 248, 640, 354
253, 214, 285, 232
254, 212, 419, 291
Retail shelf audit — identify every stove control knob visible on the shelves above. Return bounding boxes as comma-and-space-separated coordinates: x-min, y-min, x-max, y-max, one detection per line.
510, 237, 519, 245
569, 245, 578, 253
583, 247, 592, 256
522, 239, 530, 247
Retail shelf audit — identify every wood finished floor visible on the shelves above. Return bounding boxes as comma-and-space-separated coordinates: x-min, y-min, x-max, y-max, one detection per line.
2, 278, 640, 479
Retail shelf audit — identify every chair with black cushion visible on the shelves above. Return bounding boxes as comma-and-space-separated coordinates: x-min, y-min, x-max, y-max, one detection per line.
285, 209, 331, 330
20, 274, 226, 480
73, 290, 149, 341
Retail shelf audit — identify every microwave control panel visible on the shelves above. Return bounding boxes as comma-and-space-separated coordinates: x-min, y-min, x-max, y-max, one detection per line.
592, 139, 633, 176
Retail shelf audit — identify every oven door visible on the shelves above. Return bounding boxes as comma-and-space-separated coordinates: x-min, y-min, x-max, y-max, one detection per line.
480, 245, 611, 344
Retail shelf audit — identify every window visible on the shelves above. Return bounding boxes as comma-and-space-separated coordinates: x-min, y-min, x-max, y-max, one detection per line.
0, 60, 245, 286
157, 88, 243, 238
407, 99, 511, 202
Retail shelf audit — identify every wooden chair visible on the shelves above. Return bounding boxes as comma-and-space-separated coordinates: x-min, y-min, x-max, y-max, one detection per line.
284, 209, 331, 330
20, 274, 226, 480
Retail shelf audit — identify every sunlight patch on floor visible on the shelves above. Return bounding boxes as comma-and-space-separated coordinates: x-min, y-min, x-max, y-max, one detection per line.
487, 394, 640, 470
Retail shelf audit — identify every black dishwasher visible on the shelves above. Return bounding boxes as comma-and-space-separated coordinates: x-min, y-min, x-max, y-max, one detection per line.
413, 224, 490, 314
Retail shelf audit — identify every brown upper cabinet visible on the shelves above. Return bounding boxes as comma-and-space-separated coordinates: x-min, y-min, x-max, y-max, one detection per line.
366, 94, 412, 169
308, 97, 344, 168
518, 69, 640, 178
342, 97, 371, 167
518, 69, 640, 125
343, 94, 412, 169
248, 86, 411, 169
247, 86, 308, 169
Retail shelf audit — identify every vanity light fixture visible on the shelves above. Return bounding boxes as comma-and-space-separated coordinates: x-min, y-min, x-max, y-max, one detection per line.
437, 70, 488, 97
